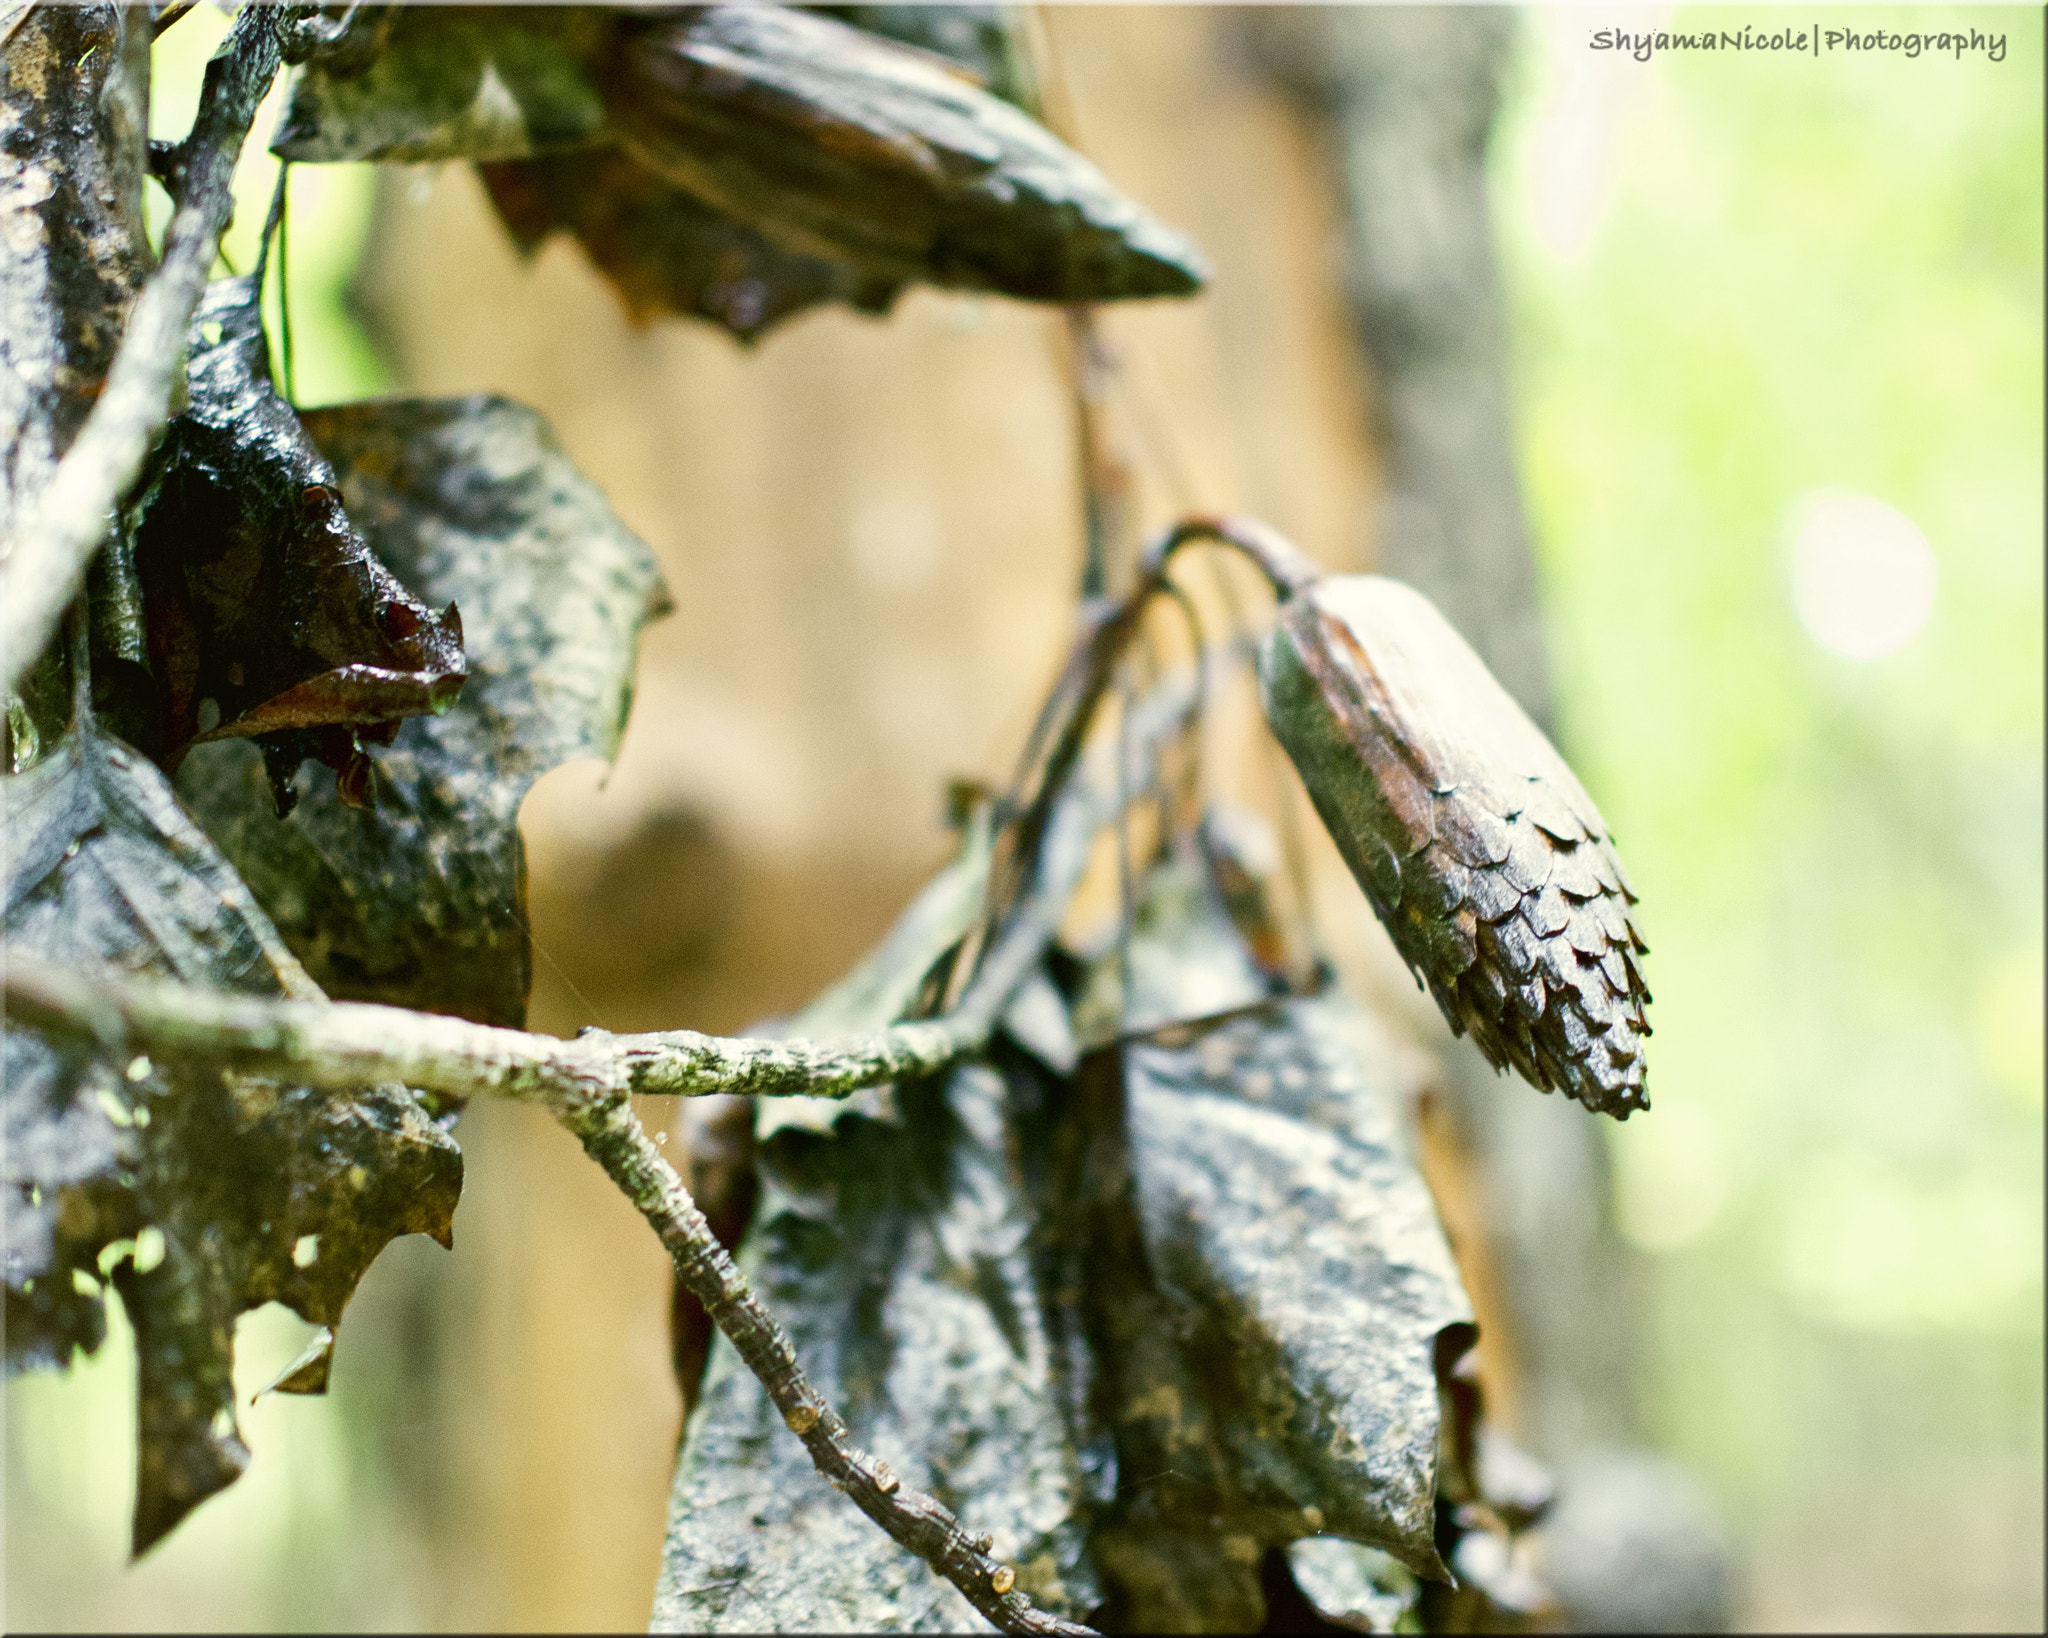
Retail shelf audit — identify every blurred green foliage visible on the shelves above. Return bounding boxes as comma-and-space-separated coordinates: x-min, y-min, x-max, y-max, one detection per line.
147, 6, 386, 406
1495, 5, 2042, 1625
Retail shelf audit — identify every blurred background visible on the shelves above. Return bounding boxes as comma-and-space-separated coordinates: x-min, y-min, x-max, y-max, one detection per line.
5, 5, 2040, 1632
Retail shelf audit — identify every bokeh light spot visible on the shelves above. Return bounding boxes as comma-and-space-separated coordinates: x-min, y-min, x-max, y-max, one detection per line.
1789, 491, 1939, 661
1615, 1101, 1733, 1253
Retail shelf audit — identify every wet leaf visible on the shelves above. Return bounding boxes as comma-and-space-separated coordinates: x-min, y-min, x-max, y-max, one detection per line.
611, 5, 1207, 301
653, 1061, 1101, 1633
134, 276, 465, 813
1053, 853, 1474, 1626
283, 4, 1196, 330
1125, 996, 1475, 1560
176, 394, 670, 1028
477, 145, 902, 343
655, 804, 1473, 1631
1259, 575, 1652, 1117
1, 718, 460, 1554
471, 5, 1036, 340
270, 5, 611, 164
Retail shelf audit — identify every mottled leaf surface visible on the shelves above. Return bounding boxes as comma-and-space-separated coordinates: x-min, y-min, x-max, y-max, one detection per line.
1049, 856, 1472, 1629
654, 1062, 1100, 1633
271, 5, 610, 163
177, 395, 670, 1028
1120, 996, 1470, 1569
611, 5, 1206, 301
657, 814, 1095, 1631
656, 811, 1473, 1632
1, 720, 460, 1553
478, 145, 902, 343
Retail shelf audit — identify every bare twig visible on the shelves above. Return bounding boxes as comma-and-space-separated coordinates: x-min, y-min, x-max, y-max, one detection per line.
1, 3, 282, 693
4, 959, 1094, 1638
3, 739, 1091, 1108
1002, 513, 1315, 905
152, 1, 198, 41
564, 1094, 1098, 1637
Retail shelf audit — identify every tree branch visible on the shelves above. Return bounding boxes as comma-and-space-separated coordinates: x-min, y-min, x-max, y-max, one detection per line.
1, 3, 282, 693
0, 770, 1105, 1635
565, 1093, 1098, 1637
1, 772, 1088, 1115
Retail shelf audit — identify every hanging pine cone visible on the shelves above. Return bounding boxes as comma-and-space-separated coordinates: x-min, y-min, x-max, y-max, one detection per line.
1259, 574, 1651, 1118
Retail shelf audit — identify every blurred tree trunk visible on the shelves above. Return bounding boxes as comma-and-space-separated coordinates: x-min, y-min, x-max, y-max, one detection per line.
1247, 11, 1731, 1632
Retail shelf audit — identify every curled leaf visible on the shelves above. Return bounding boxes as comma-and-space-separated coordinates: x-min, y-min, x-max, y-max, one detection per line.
176, 395, 670, 1028
0, 3, 152, 540
1258, 575, 1651, 1117
610, 4, 1207, 301
2, 719, 459, 1554
134, 276, 465, 813
478, 146, 901, 342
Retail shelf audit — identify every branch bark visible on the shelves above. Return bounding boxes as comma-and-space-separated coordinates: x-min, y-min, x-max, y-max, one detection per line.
1, 2, 281, 693
0, 5, 152, 544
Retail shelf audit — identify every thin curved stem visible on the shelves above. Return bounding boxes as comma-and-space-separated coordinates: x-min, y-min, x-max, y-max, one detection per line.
997, 513, 1319, 916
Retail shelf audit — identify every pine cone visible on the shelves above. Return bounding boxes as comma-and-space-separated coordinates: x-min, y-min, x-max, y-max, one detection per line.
1259, 575, 1650, 1117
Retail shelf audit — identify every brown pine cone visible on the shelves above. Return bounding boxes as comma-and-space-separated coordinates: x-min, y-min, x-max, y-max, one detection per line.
1259, 574, 1651, 1118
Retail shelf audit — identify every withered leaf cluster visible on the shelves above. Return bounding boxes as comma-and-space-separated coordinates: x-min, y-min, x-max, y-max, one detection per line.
655, 820, 1536, 1632
275, 3, 1207, 340
177, 394, 671, 1026
7, 282, 665, 1553
0, 8, 1648, 1615
1, 711, 460, 1553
